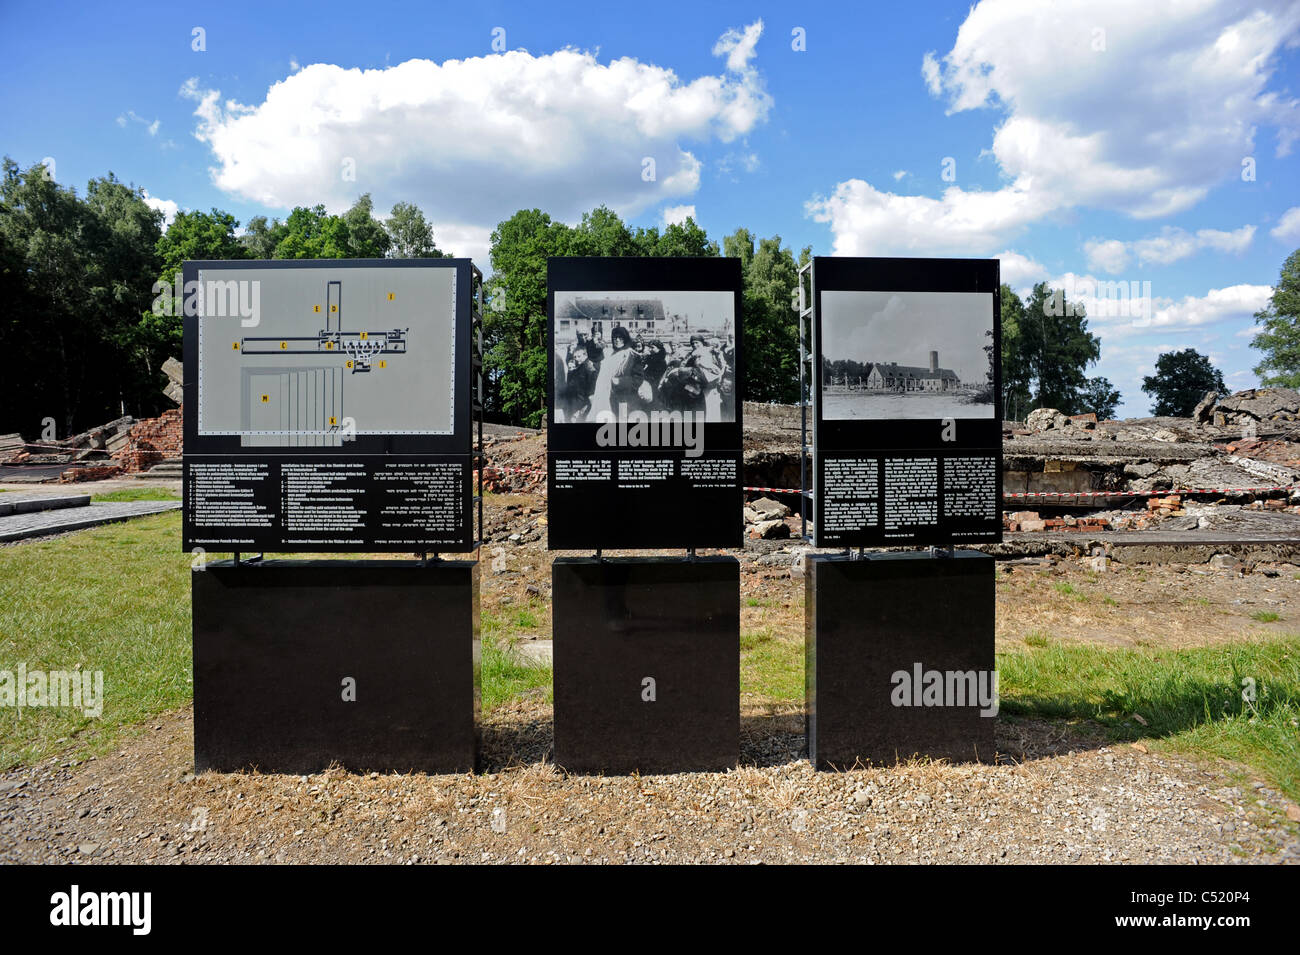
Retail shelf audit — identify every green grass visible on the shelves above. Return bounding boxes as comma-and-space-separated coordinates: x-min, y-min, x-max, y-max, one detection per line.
1024, 631, 1051, 648
478, 606, 551, 712
998, 638, 1300, 802
0, 511, 191, 770
1251, 611, 1281, 623
479, 633, 552, 712
740, 628, 803, 703
511, 606, 542, 630
1053, 581, 1087, 602
89, 487, 180, 503
0, 511, 558, 768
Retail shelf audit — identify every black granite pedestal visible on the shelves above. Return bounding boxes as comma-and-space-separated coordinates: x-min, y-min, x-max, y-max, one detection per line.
552, 556, 739, 774
805, 551, 995, 769
193, 559, 478, 774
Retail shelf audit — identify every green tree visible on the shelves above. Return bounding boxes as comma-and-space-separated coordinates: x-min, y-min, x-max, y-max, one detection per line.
998, 284, 1033, 421
484, 209, 572, 426
340, 193, 390, 257
266, 196, 392, 259
483, 206, 724, 426
155, 208, 246, 285
0, 160, 164, 434
1142, 349, 1225, 417
568, 205, 641, 257
144, 208, 248, 361
81, 173, 167, 425
272, 204, 350, 259
636, 217, 719, 258
1020, 282, 1102, 414
1080, 376, 1122, 420
240, 214, 286, 258
723, 228, 807, 403
385, 201, 449, 258
1250, 248, 1300, 387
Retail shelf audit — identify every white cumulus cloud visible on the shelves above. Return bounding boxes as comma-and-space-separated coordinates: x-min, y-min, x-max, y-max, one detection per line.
995, 249, 1046, 289
1084, 239, 1130, 275
142, 191, 180, 227
807, 177, 1044, 257
661, 204, 696, 227
1085, 225, 1255, 273
810, 1, 1300, 258
180, 23, 772, 246
1272, 206, 1300, 242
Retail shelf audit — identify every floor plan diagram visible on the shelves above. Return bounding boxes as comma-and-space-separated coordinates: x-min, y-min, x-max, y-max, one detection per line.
196, 265, 456, 445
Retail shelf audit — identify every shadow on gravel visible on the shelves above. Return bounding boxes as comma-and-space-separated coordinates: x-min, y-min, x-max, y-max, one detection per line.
477, 697, 1113, 775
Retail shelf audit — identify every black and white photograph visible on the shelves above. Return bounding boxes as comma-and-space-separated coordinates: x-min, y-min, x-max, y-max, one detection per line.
552, 290, 736, 424
820, 290, 996, 420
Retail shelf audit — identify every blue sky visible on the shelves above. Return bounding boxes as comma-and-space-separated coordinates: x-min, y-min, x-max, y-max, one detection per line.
2, 0, 1298, 416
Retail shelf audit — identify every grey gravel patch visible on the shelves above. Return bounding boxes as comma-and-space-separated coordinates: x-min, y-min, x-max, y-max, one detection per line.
509, 640, 553, 665
0, 501, 180, 542
2, 709, 1298, 865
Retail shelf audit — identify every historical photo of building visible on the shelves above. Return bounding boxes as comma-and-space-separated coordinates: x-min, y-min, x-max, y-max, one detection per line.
820, 290, 996, 420
553, 290, 736, 423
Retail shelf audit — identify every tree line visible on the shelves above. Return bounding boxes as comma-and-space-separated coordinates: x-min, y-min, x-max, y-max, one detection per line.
4, 157, 1293, 436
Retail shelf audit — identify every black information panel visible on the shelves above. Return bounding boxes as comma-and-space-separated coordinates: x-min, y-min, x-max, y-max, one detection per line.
547, 257, 743, 550
812, 257, 1002, 547
181, 258, 475, 552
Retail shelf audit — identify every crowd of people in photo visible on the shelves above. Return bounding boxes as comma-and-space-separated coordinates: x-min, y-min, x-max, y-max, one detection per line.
554, 325, 736, 423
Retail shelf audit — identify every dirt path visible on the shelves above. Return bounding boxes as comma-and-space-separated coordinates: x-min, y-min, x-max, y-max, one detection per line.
2, 705, 1295, 864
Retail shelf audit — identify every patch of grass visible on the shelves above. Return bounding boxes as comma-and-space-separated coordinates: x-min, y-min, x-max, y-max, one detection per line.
998, 638, 1300, 802
477, 606, 552, 712
479, 632, 551, 712
512, 605, 542, 630
1053, 581, 1087, 602
0, 511, 191, 770
89, 487, 180, 503
1101, 596, 1119, 607
745, 596, 775, 608
1024, 631, 1051, 648
1251, 611, 1281, 623
740, 627, 803, 703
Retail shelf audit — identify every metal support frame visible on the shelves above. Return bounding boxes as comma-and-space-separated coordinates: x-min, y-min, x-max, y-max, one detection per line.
797, 260, 816, 544
470, 264, 486, 554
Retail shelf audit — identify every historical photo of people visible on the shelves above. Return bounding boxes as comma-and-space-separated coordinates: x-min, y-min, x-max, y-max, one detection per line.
820, 290, 996, 420
552, 290, 736, 424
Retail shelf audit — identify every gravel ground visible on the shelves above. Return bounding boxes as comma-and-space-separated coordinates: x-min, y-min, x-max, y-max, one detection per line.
2, 704, 1296, 864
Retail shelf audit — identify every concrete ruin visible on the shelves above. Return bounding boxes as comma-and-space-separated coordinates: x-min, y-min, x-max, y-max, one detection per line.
0, 358, 185, 478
